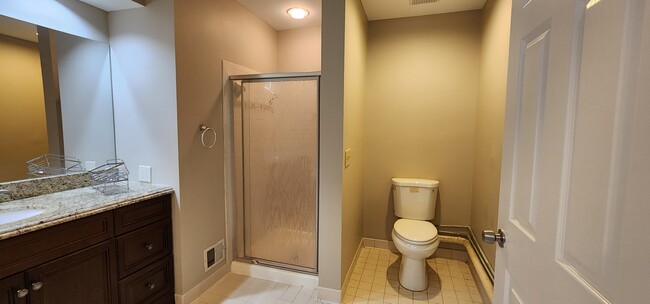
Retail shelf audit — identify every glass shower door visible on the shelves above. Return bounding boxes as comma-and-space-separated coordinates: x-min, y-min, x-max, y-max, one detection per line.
234, 75, 319, 273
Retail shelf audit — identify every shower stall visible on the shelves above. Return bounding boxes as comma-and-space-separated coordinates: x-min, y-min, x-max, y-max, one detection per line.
231, 73, 319, 273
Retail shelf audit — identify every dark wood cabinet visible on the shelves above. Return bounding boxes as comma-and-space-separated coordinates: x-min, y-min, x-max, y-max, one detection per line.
26, 241, 118, 304
0, 194, 173, 304
116, 219, 173, 279
118, 257, 174, 304
114, 197, 174, 303
0, 274, 26, 304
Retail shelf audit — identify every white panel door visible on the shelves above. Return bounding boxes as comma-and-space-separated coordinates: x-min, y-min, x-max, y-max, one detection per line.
495, 0, 650, 303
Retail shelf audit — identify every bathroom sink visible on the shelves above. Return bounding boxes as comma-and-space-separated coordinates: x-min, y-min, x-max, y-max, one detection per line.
0, 208, 46, 225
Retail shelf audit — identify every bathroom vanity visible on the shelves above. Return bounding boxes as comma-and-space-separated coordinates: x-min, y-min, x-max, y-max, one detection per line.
0, 184, 174, 304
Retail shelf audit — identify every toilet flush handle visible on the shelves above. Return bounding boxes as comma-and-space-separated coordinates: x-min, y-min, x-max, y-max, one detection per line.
482, 229, 506, 248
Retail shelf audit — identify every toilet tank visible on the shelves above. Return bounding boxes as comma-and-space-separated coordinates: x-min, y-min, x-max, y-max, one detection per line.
392, 178, 439, 220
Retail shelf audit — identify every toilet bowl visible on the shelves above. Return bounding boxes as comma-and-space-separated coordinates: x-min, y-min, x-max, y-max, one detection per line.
390, 178, 440, 291
392, 218, 439, 291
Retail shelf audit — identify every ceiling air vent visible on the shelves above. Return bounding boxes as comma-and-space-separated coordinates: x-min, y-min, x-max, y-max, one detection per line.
409, 0, 439, 5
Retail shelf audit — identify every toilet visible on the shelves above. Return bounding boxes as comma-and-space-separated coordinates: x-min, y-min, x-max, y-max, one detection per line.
391, 178, 440, 291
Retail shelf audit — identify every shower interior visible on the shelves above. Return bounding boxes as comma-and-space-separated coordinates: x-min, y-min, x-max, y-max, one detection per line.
231, 73, 319, 274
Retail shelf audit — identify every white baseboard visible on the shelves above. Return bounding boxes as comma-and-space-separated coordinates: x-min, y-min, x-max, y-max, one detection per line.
174, 262, 230, 304
230, 261, 319, 289
318, 286, 342, 303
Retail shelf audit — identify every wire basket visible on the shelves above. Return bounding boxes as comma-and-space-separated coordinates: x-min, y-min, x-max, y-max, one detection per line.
89, 160, 129, 195
27, 154, 84, 178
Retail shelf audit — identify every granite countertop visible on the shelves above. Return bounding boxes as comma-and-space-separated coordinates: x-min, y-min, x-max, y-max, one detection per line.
0, 182, 174, 241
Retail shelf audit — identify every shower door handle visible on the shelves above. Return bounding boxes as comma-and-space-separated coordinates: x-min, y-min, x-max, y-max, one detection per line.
482, 229, 506, 248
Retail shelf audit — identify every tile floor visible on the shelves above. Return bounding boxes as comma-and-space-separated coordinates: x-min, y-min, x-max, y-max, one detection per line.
192, 273, 322, 304
342, 247, 483, 304
193, 247, 483, 304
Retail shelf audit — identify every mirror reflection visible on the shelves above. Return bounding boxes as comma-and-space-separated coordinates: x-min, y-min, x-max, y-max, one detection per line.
0, 15, 116, 183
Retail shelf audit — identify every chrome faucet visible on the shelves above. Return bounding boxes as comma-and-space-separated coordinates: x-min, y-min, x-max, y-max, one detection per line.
0, 189, 11, 195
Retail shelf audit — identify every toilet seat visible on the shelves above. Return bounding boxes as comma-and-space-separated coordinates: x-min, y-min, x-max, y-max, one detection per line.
393, 219, 438, 245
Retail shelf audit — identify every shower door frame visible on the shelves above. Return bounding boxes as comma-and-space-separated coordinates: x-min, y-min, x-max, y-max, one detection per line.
230, 72, 320, 274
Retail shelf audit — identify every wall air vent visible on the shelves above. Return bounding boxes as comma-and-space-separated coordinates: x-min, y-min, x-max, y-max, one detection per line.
409, 0, 439, 5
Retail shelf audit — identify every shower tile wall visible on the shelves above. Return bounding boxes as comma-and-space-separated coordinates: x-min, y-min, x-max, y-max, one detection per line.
243, 79, 318, 270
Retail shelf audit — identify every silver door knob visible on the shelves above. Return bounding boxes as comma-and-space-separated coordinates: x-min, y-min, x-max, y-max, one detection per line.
145, 282, 156, 290
145, 243, 154, 250
16, 288, 29, 298
31, 282, 43, 291
482, 229, 506, 247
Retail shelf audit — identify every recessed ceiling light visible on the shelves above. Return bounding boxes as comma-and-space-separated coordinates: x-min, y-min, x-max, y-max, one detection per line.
287, 7, 309, 20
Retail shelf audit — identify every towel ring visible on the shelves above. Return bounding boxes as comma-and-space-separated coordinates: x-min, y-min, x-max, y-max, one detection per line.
200, 125, 217, 149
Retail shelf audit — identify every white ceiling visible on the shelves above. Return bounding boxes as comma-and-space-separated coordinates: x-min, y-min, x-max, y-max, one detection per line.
361, 0, 487, 21
0, 16, 38, 43
77, 0, 144, 12
75, 0, 484, 29
236, 0, 322, 31
236, 0, 485, 31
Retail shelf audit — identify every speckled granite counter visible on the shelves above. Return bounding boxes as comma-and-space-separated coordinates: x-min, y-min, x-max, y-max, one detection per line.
0, 183, 174, 241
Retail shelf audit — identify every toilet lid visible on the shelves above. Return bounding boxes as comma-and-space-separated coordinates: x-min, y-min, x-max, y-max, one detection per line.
394, 219, 438, 244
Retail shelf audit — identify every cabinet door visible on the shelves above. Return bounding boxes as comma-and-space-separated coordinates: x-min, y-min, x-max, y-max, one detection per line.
26, 240, 118, 304
0, 274, 26, 304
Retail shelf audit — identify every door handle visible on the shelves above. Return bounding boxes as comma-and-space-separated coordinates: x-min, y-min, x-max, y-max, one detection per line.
482, 229, 506, 247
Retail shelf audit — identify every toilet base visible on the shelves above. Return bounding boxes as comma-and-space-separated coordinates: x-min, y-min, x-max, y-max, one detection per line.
398, 256, 428, 291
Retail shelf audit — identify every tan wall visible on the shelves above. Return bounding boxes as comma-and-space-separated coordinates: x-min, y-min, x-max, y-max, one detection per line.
319, 0, 345, 291
277, 26, 321, 73
0, 35, 48, 182
173, 0, 277, 294
342, 0, 367, 285
363, 11, 482, 240
470, 0, 511, 267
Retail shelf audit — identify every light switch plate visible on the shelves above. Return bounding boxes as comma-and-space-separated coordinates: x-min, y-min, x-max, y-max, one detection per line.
138, 165, 152, 183
345, 148, 351, 168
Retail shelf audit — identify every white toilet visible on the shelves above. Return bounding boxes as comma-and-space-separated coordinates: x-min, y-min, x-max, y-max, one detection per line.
391, 178, 440, 291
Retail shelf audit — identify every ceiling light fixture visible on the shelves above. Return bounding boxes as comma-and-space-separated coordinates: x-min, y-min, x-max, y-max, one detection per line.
287, 7, 309, 20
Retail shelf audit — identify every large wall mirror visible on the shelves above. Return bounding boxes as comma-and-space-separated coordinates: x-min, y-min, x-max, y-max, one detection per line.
0, 15, 116, 183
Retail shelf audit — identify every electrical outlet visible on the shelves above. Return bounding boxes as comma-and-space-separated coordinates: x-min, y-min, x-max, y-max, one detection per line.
138, 165, 152, 183
345, 149, 351, 168
204, 239, 225, 272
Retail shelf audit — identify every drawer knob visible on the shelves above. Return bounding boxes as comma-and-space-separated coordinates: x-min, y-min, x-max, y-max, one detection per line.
16, 288, 29, 298
146, 282, 156, 290
31, 282, 43, 291
145, 243, 154, 251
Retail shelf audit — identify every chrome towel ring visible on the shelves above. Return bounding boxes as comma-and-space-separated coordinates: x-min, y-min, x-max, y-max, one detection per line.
200, 125, 217, 149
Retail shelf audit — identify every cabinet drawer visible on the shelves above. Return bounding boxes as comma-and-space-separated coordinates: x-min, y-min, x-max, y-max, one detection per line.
0, 212, 113, 279
118, 257, 173, 304
116, 219, 172, 279
114, 195, 171, 235
154, 291, 175, 304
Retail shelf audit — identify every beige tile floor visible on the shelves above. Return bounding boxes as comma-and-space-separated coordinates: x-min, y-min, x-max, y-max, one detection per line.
342, 247, 483, 304
192, 247, 483, 304
192, 273, 322, 304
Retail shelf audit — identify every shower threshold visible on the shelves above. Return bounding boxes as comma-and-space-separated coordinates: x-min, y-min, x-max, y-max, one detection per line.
235, 257, 317, 275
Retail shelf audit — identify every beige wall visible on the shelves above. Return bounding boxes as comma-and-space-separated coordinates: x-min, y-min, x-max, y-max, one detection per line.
363, 11, 482, 240
319, 0, 345, 291
277, 26, 321, 73
0, 35, 48, 182
174, 0, 277, 294
342, 0, 367, 286
470, 0, 511, 267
